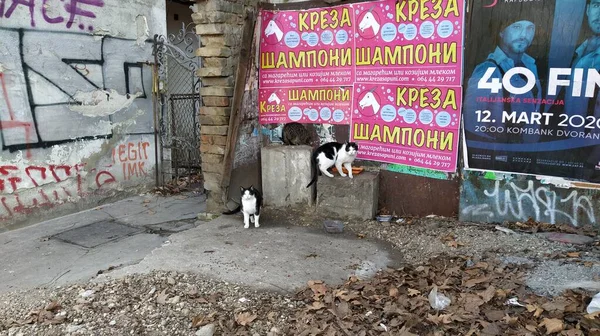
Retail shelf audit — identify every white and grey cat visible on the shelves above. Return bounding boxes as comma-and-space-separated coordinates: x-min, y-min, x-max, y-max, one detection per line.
306, 141, 359, 188
222, 186, 263, 229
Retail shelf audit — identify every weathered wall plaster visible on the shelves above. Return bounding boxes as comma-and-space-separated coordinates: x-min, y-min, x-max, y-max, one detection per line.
0, 0, 166, 230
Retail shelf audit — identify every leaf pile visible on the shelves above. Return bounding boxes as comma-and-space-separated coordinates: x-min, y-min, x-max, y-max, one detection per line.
286, 255, 598, 335
153, 174, 203, 195
6, 301, 66, 327
506, 219, 598, 238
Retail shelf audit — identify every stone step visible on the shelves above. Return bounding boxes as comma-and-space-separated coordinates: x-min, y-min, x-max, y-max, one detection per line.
316, 171, 379, 220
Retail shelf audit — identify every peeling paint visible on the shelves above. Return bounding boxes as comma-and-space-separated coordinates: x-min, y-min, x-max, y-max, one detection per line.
537, 176, 574, 189
135, 15, 150, 47
69, 89, 141, 117
0, 63, 4, 73
91, 28, 112, 40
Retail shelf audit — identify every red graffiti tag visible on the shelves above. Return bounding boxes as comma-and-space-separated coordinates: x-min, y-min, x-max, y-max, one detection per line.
0, 73, 33, 159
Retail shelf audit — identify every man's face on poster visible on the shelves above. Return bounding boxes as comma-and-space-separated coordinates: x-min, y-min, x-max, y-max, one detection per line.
499, 20, 535, 55
588, 0, 600, 34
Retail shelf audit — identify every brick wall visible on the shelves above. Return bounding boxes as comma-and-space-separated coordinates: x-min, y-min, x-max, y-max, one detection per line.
193, 0, 252, 212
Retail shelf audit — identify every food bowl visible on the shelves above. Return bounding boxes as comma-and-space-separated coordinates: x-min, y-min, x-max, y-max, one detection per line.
323, 219, 344, 233
376, 215, 392, 222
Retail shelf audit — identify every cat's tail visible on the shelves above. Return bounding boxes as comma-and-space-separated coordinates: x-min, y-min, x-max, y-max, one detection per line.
306, 152, 318, 188
222, 205, 241, 215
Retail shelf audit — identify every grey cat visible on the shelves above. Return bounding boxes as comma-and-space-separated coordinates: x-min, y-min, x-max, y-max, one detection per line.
281, 122, 313, 146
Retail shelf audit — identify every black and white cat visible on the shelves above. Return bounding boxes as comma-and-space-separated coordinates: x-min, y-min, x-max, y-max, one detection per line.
222, 186, 263, 229
306, 141, 359, 188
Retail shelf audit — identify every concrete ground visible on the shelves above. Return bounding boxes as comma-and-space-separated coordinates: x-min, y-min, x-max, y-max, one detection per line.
0, 192, 401, 294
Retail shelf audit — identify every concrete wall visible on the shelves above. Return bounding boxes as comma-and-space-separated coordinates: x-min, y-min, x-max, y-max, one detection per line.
460, 170, 600, 227
0, 0, 166, 230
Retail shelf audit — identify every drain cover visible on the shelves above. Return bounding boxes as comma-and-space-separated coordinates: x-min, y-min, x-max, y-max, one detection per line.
51, 220, 143, 248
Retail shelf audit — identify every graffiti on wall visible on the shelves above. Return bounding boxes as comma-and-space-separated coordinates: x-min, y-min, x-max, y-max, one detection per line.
0, 0, 105, 29
0, 28, 152, 154
0, 138, 154, 221
460, 172, 597, 227
112, 141, 151, 180
0, 0, 162, 225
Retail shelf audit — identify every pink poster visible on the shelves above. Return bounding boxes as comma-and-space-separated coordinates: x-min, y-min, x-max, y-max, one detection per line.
353, 0, 464, 86
259, 86, 352, 124
259, 5, 355, 89
350, 83, 462, 172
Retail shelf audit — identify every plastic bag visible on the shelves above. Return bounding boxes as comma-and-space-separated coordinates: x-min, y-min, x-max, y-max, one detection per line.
587, 293, 600, 314
428, 285, 451, 310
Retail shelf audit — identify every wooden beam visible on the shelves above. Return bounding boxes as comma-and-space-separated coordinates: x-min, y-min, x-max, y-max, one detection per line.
221, 10, 257, 191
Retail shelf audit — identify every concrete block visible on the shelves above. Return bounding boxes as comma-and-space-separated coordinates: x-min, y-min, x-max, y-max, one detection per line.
200, 106, 231, 116
200, 115, 229, 125
316, 172, 379, 220
201, 135, 228, 146
195, 47, 232, 57
203, 172, 223, 191
201, 125, 229, 136
200, 34, 239, 47
199, 86, 234, 96
203, 57, 230, 68
202, 162, 225, 174
202, 96, 230, 107
194, 0, 245, 15
261, 145, 313, 207
200, 143, 226, 155
196, 67, 233, 78
201, 154, 224, 164
195, 23, 227, 35
202, 76, 235, 87
192, 11, 241, 24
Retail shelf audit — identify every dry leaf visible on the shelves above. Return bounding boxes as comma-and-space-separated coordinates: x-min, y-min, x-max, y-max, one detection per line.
539, 318, 564, 334
563, 330, 584, 336
446, 240, 465, 248
480, 286, 496, 303
191, 314, 208, 328
398, 326, 418, 336
426, 313, 453, 325
464, 277, 489, 288
235, 312, 257, 326
156, 289, 168, 304
408, 288, 421, 297
484, 310, 505, 322
525, 324, 538, 332
567, 252, 581, 258
308, 280, 327, 299
332, 300, 350, 318
541, 299, 568, 313
307, 301, 326, 311
389, 287, 399, 297
480, 321, 501, 335
44, 301, 61, 312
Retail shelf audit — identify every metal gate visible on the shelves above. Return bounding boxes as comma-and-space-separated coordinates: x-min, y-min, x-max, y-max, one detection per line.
153, 22, 202, 183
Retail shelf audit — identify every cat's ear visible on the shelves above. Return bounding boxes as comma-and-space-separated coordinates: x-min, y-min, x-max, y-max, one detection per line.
249, 185, 254, 190
240, 186, 244, 192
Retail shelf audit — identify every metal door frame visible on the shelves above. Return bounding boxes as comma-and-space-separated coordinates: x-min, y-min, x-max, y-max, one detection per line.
152, 22, 202, 185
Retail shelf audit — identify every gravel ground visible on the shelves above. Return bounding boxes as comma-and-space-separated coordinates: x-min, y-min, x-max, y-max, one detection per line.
0, 272, 300, 336
265, 208, 600, 296
1, 208, 599, 335
264, 208, 579, 264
